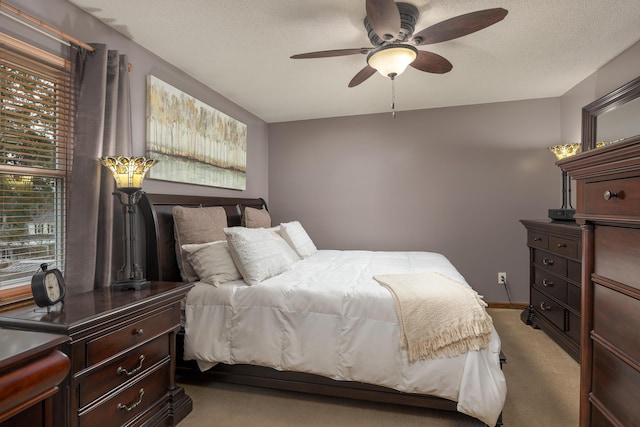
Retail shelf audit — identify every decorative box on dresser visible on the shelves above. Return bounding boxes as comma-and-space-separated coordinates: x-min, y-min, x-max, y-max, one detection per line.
520, 219, 582, 361
0, 281, 192, 427
559, 138, 640, 426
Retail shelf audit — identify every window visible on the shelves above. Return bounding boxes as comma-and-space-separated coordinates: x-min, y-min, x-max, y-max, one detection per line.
0, 33, 73, 306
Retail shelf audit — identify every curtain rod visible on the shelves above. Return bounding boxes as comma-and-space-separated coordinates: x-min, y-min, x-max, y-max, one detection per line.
0, 0, 95, 52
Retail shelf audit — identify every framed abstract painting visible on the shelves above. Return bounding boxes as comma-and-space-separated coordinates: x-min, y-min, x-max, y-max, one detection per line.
146, 75, 247, 190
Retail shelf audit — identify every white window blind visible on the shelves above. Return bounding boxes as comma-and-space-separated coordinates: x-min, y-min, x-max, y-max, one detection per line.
0, 35, 73, 303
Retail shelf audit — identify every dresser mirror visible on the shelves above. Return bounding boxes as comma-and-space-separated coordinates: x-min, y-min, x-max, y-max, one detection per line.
581, 74, 640, 151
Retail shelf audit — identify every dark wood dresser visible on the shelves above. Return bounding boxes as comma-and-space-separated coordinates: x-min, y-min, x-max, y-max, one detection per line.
520, 219, 582, 361
0, 329, 69, 427
0, 281, 192, 427
559, 138, 640, 426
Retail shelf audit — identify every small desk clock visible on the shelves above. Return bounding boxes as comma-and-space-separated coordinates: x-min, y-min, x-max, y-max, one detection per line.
31, 263, 66, 308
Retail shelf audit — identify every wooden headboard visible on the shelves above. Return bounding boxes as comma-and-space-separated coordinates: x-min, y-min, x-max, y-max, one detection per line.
138, 193, 267, 282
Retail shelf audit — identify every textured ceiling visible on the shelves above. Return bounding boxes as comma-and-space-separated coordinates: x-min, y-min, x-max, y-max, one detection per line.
66, 0, 640, 123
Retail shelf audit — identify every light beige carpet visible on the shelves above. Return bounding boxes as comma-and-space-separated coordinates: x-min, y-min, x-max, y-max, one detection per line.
176, 308, 579, 426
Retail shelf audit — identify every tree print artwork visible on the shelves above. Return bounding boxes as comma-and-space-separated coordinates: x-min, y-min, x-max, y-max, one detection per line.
146, 76, 247, 190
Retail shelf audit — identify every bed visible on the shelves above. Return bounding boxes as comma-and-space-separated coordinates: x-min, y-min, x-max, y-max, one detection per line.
138, 193, 506, 426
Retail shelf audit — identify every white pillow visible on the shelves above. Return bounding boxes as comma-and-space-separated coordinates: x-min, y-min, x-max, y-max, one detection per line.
182, 240, 242, 286
224, 227, 299, 285
280, 221, 317, 258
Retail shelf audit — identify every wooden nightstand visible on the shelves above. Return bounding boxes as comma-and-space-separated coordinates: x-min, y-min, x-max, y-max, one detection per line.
0, 281, 192, 427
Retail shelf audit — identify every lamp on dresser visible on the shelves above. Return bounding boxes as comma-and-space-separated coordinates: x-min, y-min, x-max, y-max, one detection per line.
548, 142, 610, 221
99, 155, 156, 290
547, 143, 581, 221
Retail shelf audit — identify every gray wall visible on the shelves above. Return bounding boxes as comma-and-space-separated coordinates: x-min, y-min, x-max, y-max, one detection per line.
8, 0, 270, 200
269, 99, 561, 303
561, 41, 640, 144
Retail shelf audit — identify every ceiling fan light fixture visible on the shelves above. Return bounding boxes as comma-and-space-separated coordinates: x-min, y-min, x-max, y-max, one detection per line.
367, 44, 418, 78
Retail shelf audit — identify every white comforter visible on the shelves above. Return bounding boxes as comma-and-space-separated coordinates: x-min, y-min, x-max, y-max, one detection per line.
184, 250, 506, 425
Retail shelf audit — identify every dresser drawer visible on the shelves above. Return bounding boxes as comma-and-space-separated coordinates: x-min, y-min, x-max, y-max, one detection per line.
79, 335, 170, 408
593, 284, 640, 361
527, 231, 548, 249
594, 225, 640, 290
548, 235, 578, 258
567, 283, 581, 312
79, 362, 170, 427
532, 249, 567, 277
567, 260, 581, 283
591, 341, 640, 427
566, 312, 580, 345
532, 288, 565, 330
590, 407, 615, 427
584, 176, 640, 218
533, 269, 567, 303
86, 305, 178, 366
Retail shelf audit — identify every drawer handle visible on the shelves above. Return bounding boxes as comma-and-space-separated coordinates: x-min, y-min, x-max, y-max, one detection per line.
542, 258, 554, 266
134, 328, 144, 336
117, 355, 145, 377
603, 190, 623, 200
117, 388, 144, 412
542, 279, 554, 287
533, 237, 542, 242
556, 243, 567, 248
540, 302, 551, 311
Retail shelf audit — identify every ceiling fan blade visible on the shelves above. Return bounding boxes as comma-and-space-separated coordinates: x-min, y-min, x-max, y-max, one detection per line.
290, 48, 371, 59
412, 8, 508, 46
366, 0, 401, 41
410, 50, 453, 74
348, 66, 376, 87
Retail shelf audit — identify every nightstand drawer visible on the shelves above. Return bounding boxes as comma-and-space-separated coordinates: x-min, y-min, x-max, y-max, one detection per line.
533, 269, 567, 303
532, 288, 564, 330
584, 176, 640, 218
87, 305, 178, 366
533, 249, 567, 277
79, 362, 170, 427
548, 236, 578, 258
527, 231, 548, 249
79, 335, 170, 408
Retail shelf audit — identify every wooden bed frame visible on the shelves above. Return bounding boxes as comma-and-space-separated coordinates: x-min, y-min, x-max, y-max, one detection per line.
138, 193, 502, 427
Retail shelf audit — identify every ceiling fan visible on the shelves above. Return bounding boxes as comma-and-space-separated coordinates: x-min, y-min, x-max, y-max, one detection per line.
291, 0, 508, 88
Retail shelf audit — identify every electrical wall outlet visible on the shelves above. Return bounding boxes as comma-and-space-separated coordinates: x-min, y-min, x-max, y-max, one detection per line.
498, 272, 507, 285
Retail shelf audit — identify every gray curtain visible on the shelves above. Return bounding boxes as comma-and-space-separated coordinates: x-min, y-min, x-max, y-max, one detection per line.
65, 44, 131, 294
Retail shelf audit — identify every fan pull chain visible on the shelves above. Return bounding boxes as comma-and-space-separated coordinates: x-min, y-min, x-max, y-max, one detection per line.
390, 75, 396, 119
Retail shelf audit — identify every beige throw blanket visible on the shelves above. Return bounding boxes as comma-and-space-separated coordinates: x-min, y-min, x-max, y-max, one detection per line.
374, 271, 492, 362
